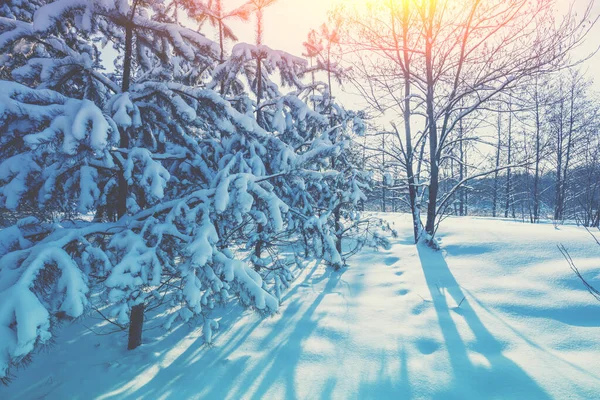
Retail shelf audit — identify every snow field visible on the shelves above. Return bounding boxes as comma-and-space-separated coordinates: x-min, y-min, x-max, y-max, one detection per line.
1, 214, 599, 399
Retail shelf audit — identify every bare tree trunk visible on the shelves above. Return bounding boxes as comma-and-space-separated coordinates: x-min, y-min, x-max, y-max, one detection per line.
424, 0, 439, 237
493, 109, 501, 218
381, 132, 387, 212
464, 142, 468, 216
504, 98, 513, 218
450, 158, 456, 215
533, 84, 541, 223
399, 0, 420, 241
459, 120, 466, 216
424, 100, 438, 233
392, 178, 397, 212
360, 135, 367, 212
554, 80, 565, 222
560, 81, 576, 221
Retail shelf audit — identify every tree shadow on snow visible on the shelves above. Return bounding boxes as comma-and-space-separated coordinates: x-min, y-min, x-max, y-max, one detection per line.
355, 344, 412, 399
417, 244, 551, 399
462, 288, 600, 387
100, 259, 345, 400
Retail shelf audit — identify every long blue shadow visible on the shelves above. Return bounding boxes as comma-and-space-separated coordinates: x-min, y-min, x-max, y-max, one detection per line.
417, 244, 551, 399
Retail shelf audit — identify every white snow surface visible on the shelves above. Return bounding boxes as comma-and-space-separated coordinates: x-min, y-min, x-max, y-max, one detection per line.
1, 214, 599, 399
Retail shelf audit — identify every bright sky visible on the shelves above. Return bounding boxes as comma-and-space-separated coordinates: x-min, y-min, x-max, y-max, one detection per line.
226, 0, 600, 57
223, 0, 600, 110
226, 0, 336, 56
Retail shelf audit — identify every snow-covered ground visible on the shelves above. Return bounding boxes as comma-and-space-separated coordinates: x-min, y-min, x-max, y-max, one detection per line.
2, 214, 599, 399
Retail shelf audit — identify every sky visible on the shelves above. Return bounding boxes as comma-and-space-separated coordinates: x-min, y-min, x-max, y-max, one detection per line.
221, 0, 600, 113
226, 0, 336, 56
226, 0, 600, 61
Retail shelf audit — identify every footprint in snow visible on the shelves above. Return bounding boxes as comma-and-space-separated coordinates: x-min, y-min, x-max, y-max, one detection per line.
395, 271, 404, 277
384, 256, 400, 266
397, 289, 410, 296
416, 338, 440, 355
411, 301, 429, 315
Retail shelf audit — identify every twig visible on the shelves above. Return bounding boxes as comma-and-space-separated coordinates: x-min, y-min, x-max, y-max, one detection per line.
558, 244, 600, 302
90, 304, 127, 331
584, 226, 600, 246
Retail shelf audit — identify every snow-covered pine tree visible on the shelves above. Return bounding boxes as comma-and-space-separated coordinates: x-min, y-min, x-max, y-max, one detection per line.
1, 0, 230, 354
0, 0, 390, 380
0, 80, 115, 384
0, 0, 382, 384
302, 23, 391, 266
210, 40, 348, 267
212, 27, 382, 272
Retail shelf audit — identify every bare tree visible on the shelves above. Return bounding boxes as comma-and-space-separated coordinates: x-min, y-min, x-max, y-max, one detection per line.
335, 0, 595, 241
504, 97, 515, 219
549, 70, 590, 222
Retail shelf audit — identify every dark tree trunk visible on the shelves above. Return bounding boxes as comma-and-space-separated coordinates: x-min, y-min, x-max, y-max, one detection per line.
302, 227, 310, 258
334, 204, 342, 256
122, 16, 144, 351
492, 110, 501, 218
504, 100, 513, 218
464, 144, 468, 216
253, 41, 265, 262
122, 25, 133, 93
360, 136, 367, 212
424, 1, 439, 238
117, 24, 133, 220
459, 120, 466, 217
558, 83, 576, 221
254, 223, 264, 269
381, 132, 386, 213
532, 87, 541, 224
127, 303, 145, 350
397, 1, 419, 242
326, 53, 343, 255
218, 19, 226, 95
256, 57, 263, 127
392, 182, 397, 212
554, 83, 565, 222
424, 86, 439, 235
